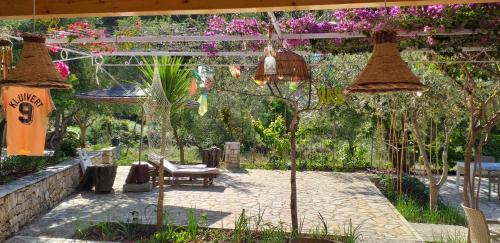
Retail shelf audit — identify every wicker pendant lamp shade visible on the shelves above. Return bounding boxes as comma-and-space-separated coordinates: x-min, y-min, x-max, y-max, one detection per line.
346, 29, 427, 94
2, 33, 72, 89
0, 39, 13, 80
254, 50, 310, 83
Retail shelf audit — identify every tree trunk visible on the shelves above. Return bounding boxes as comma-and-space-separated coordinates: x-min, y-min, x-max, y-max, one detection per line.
157, 115, 169, 230
172, 123, 184, 163
157, 158, 164, 230
410, 114, 452, 211
429, 183, 439, 211
289, 104, 299, 234
463, 120, 477, 207
79, 125, 87, 149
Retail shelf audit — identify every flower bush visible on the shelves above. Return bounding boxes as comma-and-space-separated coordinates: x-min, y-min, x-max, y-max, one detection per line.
54, 61, 70, 79
48, 21, 117, 54
202, 4, 499, 55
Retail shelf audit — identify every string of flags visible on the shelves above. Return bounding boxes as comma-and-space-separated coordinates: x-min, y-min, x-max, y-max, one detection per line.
189, 64, 345, 116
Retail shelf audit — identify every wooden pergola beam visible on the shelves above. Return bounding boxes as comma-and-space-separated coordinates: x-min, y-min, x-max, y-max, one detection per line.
0, 0, 497, 19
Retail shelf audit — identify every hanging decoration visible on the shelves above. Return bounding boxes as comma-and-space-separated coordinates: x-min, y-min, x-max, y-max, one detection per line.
198, 93, 208, 116
263, 44, 277, 75
2, 86, 54, 156
205, 79, 214, 90
2, 33, 72, 89
253, 78, 266, 87
143, 58, 174, 156
198, 66, 214, 90
289, 79, 299, 92
0, 38, 13, 80
318, 65, 344, 106
229, 65, 241, 79
191, 67, 212, 116
254, 50, 310, 83
318, 87, 344, 106
346, 29, 428, 93
189, 78, 197, 96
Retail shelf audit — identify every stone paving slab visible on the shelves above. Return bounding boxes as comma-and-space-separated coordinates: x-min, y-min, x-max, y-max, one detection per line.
11, 167, 423, 242
438, 176, 500, 220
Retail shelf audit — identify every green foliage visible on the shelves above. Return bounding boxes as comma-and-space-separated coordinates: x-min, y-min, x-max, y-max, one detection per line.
139, 56, 191, 113
75, 207, 352, 242
232, 209, 252, 242
87, 117, 141, 146
60, 130, 80, 157
0, 154, 65, 184
374, 174, 466, 225
343, 219, 362, 243
339, 143, 369, 171
253, 116, 291, 168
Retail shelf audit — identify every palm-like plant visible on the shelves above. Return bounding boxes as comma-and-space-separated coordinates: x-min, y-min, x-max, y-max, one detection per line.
139, 56, 191, 114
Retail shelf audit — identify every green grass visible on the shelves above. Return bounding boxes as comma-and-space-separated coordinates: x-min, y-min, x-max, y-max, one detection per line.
431, 231, 466, 243
373, 174, 466, 226
394, 196, 466, 225
75, 208, 355, 242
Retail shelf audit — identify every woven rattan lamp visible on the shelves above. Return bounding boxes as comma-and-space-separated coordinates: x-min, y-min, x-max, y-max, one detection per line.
254, 50, 310, 83
2, 33, 72, 89
346, 29, 428, 94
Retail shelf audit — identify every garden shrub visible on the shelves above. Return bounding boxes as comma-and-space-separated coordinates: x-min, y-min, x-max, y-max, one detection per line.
298, 153, 337, 171
61, 130, 80, 157
339, 143, 369, 171
253, 116, 290, 166
373, 174, 466, 225
0, 154, 64, 184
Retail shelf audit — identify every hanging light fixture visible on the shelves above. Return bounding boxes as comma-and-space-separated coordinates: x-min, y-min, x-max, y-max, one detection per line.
2, 33, 72, 89
263, 44, 277, 75
254, 50, 310, 83
346, 29, 428, 94
254, 25, 310, 84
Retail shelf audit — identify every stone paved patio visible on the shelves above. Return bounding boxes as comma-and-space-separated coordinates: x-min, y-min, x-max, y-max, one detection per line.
438, 175, 500, 220
9, 167, 423, 242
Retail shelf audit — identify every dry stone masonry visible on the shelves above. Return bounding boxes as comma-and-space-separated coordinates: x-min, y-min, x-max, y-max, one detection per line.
224, 142, 240, 169
0, 147, 119, 242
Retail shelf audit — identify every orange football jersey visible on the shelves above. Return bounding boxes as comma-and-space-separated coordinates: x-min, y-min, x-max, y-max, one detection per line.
2, 86, 54, 156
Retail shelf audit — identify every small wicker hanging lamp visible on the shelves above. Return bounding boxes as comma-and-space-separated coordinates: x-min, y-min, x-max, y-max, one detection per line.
0, 38, 13, 80
2, 33, 72, 89
346, 29, 428, 94
254, 26, 310, 83
254, 50, 310, 83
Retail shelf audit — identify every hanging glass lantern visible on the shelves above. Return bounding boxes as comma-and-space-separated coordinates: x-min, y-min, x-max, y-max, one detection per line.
263, 44, 276, 75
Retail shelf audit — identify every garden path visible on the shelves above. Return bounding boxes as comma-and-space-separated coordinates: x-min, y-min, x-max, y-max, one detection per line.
9, 167, 423, 243
421, 175, 500, 220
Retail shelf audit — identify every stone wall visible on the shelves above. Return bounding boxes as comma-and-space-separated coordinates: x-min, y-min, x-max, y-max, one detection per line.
0, 147, 119, 242
224, 142, 240, 169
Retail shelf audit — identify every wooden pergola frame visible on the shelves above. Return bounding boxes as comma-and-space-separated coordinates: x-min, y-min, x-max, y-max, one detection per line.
0, 0, 498, 19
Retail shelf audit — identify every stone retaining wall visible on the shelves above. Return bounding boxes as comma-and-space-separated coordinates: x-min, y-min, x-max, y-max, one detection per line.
0, 147, 119, 242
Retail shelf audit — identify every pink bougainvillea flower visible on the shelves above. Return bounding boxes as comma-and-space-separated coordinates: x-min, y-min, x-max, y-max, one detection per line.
426, 36, 434, 46
54, 61, 70, 79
